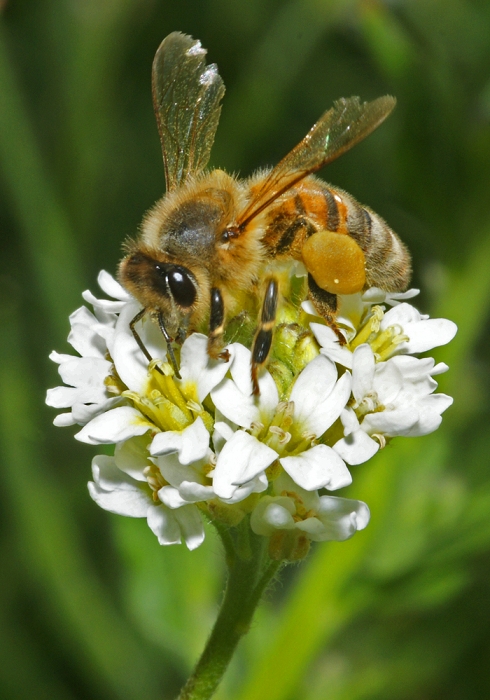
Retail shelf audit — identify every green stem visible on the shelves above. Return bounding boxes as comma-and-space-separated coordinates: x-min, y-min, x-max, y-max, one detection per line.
176, 525, 282, 700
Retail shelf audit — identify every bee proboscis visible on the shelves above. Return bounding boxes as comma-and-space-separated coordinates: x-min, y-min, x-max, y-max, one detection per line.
119, 32, 411, 393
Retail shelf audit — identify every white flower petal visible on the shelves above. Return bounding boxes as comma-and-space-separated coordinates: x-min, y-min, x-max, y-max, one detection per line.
211, 377, 260, 428
174, 506, 205, 550
147, 504, 182, 545
89, 455, 152, 517
302, 495, 370, 541
382, 302, 421, 327
211, 344, 278, 427
154, 452, 207, 489
88, 481, 152, 517
97, 270, 131, 300
250, 496, 296, 536
263, 502, 296, 530
362, 406, 418, 436
362, 287, 419, 305
336, 293, 365, 331
290, 355, 345, 436
158, 486, 189, 509
180, 333, 232, 402
75, 406, 153, 444
340, 407, 360, 436
308, 371, 352, 437
301, 300, 317, 315
49, 351, 74, 364
91, 454, 137, 491
404, 393, 453, 436
221, 472, 268, 503
290, 355, 337, 413
213, 431, 278, 499
334, 429, 379, 465
58, 356, 112, 389
82, 289, 127, 314
228, 343, 254, 395
397, 319, 458, 354
114, 435, 151, 480
111, 301, 153, 393
352, 345, 375, 403
68, 324, 106, 359
46, 386, 82, 409
71, 396, 124, 425
294, 516, 327, 537
372, 361, 404, 404
150, 417, 210, 464
213, 420, 236, 453
53, 412, 76, 427
178, 418, 211, 464
229, 343, 279, 411
317, 496, 370, 530
280, 444, 352, 491
178, 481, 215, 503
319, 343, 353, 369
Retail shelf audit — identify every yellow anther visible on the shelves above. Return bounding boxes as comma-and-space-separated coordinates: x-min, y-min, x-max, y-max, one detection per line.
161, 375, 193, 421
250, 421, 265, 438
153, 395, 190, 431
104, 373, 126, 395
350, 306, 384, 349
122, 390, 162, 428
149, 359, 173, 377
370, 327, 396, 353
372, 433, 386, 448
269, 426, 291, 446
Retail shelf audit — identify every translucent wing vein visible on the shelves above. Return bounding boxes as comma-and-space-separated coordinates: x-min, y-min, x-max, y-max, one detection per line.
152, 32, 225, 192
237, 95, 396, 228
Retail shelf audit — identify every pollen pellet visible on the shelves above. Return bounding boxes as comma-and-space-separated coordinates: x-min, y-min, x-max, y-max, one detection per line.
302, 229, 366, 295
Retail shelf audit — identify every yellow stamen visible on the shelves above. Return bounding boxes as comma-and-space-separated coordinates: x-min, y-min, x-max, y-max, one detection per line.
350, 306, 384, 350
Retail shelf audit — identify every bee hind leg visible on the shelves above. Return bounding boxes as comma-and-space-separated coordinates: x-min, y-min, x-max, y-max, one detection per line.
208, 287, 230, 362
307, 274, 345, 345
251, 278, 279, 395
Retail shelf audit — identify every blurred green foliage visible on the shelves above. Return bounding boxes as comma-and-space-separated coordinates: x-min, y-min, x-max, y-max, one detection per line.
1, 0, 490, 698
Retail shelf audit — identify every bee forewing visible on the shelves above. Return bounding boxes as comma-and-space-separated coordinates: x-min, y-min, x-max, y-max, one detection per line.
237, 95, 396, 228
152, 32, 225, 192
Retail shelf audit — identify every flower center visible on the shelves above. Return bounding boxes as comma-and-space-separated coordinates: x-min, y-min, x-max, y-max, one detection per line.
123, 360, 213, 433
348, 305, 409, 361
251, 401, 317, 458
280, 490, 315, 522
144, 462, 169, 502
353, 390, 383, 418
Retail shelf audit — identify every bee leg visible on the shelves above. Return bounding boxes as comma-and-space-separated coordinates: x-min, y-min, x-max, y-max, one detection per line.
130, 309, 165, 377
251, 278, 278, 395
307, 274, 345, 345
208, 287, 230, 362
176, 316, 190, 345
157, 311, 181, 378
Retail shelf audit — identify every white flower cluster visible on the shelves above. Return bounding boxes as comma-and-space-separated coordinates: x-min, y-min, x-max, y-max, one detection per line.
46, 271, 456, 557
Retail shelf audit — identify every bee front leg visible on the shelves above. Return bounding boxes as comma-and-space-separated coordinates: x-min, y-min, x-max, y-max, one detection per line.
157, 311, 181, 378
130, 309, 167, 377
208, 287, 230, 362
251, 278, 278, 395
307, 274, 345, 344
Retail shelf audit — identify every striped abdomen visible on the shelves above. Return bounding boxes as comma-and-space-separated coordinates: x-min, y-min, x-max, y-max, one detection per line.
262, 176, 411, 292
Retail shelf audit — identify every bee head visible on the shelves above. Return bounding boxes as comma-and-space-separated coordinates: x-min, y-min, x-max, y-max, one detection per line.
118, 250, 205, 335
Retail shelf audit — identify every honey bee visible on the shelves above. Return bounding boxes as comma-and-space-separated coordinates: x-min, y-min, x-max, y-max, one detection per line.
119, 32, 411, 393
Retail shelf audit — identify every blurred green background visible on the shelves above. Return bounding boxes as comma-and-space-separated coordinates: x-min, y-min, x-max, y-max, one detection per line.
1, 0, 490, 698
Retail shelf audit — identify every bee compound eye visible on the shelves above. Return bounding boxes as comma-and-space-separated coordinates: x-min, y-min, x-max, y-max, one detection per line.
166, 267, 196, 308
